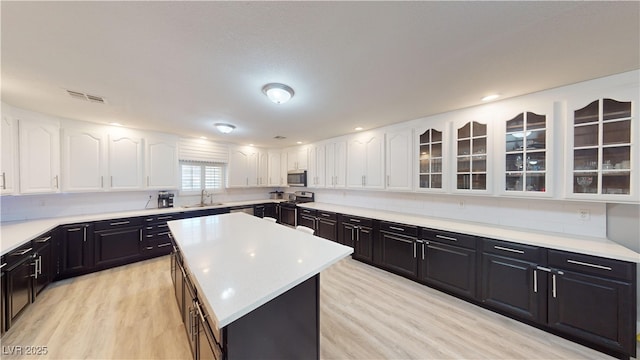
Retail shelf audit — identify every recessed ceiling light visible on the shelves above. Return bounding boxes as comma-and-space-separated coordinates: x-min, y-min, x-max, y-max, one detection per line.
354, 127, 363, 131
262, 83, 294, 104
214, 123, 236, 134
200, 136, 208, 140
481, 94, 500, 102
296, 141, 302, 144
109, 122, 123, 127
248, 144, 254, 147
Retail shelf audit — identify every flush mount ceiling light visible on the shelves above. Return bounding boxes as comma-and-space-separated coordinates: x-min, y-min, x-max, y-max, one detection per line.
215, 123, 236, 134
262, 83, 294, 104
481, 94, 500, 102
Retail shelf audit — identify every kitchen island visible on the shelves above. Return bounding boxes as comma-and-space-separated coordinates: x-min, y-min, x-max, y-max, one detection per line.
167, 212, 352, 359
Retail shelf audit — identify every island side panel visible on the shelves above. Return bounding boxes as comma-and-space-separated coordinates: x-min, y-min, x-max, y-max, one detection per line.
225, 274, 320, 360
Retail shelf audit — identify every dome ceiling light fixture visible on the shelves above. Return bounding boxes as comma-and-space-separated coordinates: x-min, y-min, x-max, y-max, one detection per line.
215, 123, 236, 134
262, 83, 294, 104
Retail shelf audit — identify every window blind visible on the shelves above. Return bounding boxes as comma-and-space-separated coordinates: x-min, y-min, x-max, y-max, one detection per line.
179, 138, 229, 163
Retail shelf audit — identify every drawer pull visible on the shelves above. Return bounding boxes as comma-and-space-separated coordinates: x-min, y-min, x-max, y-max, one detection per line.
158, 216, 173, 220
349, 218, 361, 223
158, 243, 172, 248
0, 263, 7, 269
35, 236, 52, 243
321, 213, 331, 217
536, 266, 551, 272
494, 245, 524, 254
435, 234, 457, 242
159, 232, 171, 236
67, 227, 82, 232
567, 259, 612, 271
11, 248, 33, 256
110, 221, 130, 226
389, 226, 405, 232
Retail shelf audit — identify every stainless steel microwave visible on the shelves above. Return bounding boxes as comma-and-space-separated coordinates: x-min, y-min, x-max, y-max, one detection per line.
287, 170, 307, 187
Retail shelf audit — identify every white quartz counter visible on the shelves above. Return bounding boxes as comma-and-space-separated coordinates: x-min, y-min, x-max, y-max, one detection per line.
0, 200, 281, 254
299, 203, 640, 263
168, 212, 352, 328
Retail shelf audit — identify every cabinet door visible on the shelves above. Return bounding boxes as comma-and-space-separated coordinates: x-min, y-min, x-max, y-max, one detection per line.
326, 141, 347, 188
94, 227, 142, 268
298, 214, 316, 230
268, 151, 283, 186
416, 126, 446, 192
453, 120, 491, 193
108, 134, 143, 190
308, 144, 326, 188
347, 138, 366, 188
481, 254, 545, 322
339, 222, 356, 248
60, 224, 93, 276
33, 242, 52, 297
146, 137, 178, 189
257, 150, 268, 186
548, 270, 634, 355
62, 128, 106, 192
6, 258, 33, 328
421, 241, 477, 299
1, 271, 5, 336
316, 219, 337, 242
296, 146, 308, 170
355, 226, 373, 263
1, 115, 18, 194
364, 134, 385, 189
18, 119, 60, 194
386, 128, 413, 191
380, 231, 418, 278
228, 147, 249, 187
247, 150, 259, 187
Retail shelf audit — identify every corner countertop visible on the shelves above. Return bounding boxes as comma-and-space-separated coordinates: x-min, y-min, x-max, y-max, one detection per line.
298, 202, 640, 263
168, 212, 352, 329
0, 199, 282, 255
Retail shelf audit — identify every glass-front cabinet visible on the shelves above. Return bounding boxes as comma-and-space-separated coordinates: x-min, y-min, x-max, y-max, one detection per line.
455, 120, 489, 192
504, 112, 548, 194
417, 128, 444, 190
570, 98, 635, 200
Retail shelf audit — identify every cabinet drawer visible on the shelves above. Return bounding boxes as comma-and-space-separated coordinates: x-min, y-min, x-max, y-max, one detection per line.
482, 238, 543, 262
4, 242, 35, 269
145, 213, 181, 223
299, 208, 317, 216
317, 211, 337, 221
548, 250, 634, 281
341, 215, 373, 228
380, 221, 418, 237
32, 232, 54, 251
94, 217, 144, 231
421, 228, 476, 250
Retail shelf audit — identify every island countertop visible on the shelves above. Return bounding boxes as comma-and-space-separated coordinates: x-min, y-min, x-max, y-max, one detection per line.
167, 212, 353, 329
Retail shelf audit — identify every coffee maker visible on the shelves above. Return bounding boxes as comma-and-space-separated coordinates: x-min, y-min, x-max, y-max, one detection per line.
157, 191, 174, 208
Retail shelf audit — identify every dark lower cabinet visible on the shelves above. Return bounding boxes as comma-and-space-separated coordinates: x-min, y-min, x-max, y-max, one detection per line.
316, 216, 338, 242
340, 216, 374, 263
380, 231, 417, 278
546, 250, 635, 357
279, 206, 296, 227
143, 213, 181, 257
4, 244, 34, 330
421, 240, 477, 298
93, 218, 144, 269
297, 208, 316, 230
32, 239, 52, 298
59, 223, 93, 278
196, 301, 223, 360
1, 264, 5, 336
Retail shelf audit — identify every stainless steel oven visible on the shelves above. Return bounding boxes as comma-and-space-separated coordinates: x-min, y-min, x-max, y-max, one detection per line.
287, 170, 307, 187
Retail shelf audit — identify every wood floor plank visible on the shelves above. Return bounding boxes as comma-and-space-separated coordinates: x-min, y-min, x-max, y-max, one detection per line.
1, 255, 637, 359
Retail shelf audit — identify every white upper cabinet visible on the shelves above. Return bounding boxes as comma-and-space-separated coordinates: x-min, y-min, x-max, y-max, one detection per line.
287, 145, 308, 171
347, 130, 385, 189
267, 151, 286, 186
385, 127, 413, 191
325, 140, 347, 189
452, 118, 492, 194
62, 127, 106, 192
307, 144, 326, 188
415, 119, 449, 193
108, 132, 143, 190
18, 118, 61, 194
565, 88, 638, 202
228, 145, 264, 187
1, 114, 18, 195
146, 136, 178, 189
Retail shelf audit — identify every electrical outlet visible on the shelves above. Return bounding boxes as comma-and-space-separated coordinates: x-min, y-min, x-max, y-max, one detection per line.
578, 209, 590, 221
458, 200, 465, 209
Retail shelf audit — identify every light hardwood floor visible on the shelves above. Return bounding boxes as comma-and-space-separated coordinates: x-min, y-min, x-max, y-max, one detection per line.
1, 255, 637, 359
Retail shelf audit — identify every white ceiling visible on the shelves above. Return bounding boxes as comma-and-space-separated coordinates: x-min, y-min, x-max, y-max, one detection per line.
2, 1, 639, 148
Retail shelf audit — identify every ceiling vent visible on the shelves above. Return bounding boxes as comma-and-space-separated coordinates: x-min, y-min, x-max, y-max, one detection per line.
66, 89, 107, 104
274, 136, 286, 140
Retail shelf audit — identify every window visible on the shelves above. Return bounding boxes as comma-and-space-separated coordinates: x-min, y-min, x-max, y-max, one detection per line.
180, 161, 225, 192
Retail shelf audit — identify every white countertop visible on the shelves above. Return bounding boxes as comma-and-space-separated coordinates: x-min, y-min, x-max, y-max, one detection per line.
0, 200, 280, 255
168, 212, 352, 328
298, 203, 640, 263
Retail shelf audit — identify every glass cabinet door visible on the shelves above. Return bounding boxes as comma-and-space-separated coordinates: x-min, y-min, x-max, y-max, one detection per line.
572, 98, 632, 195
418, 129, 443, 190
505, 112, 547, 193
456, 121, 487, 190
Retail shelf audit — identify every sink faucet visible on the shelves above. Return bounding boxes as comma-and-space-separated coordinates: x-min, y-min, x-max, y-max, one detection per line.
201, 189, 209, 206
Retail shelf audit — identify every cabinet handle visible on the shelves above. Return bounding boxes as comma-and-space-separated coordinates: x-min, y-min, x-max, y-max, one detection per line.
387, 175, 390, 187
389, 226, 405, 232
157, 216, 173, 220
54, 175, 59, 189
413, 242, 417, 258
0, 263, 6, 270
101, 176, 104, 188
2, 172, 6, 190
552, 274, 557, 298
494, 245, 524, 254
533, 270, 538, 293
67, 227, 82, 232
32, 258, 39, 279
38, 255, 42, 276
566, 259, 612, 271
147, 176, 150, 186
435, 234, 457, 242
188, 308, 194, 337
110, 221, 130, 226
158, 243, 172, 248
35, 236, 51, 243
139, 229, 143, 242
11, 248, 32, 256
421, 241, 425, 260
321, 213, 331, 217
159, 231, 170, 236
349, 218, 361, 223
356, 227, 360, 242
111, 176, 113, 187
83, 226, 87, 242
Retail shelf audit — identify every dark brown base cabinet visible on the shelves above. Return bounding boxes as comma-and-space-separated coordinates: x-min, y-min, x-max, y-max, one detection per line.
93, 218, 144, 269
59, 223, 94, 277
316, 212, 338, 242
379, 222, 418, 278
340, 216, 374, 263
4, 243, 34, 330
1, 267, 5, 336
32, 235, 53, 298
